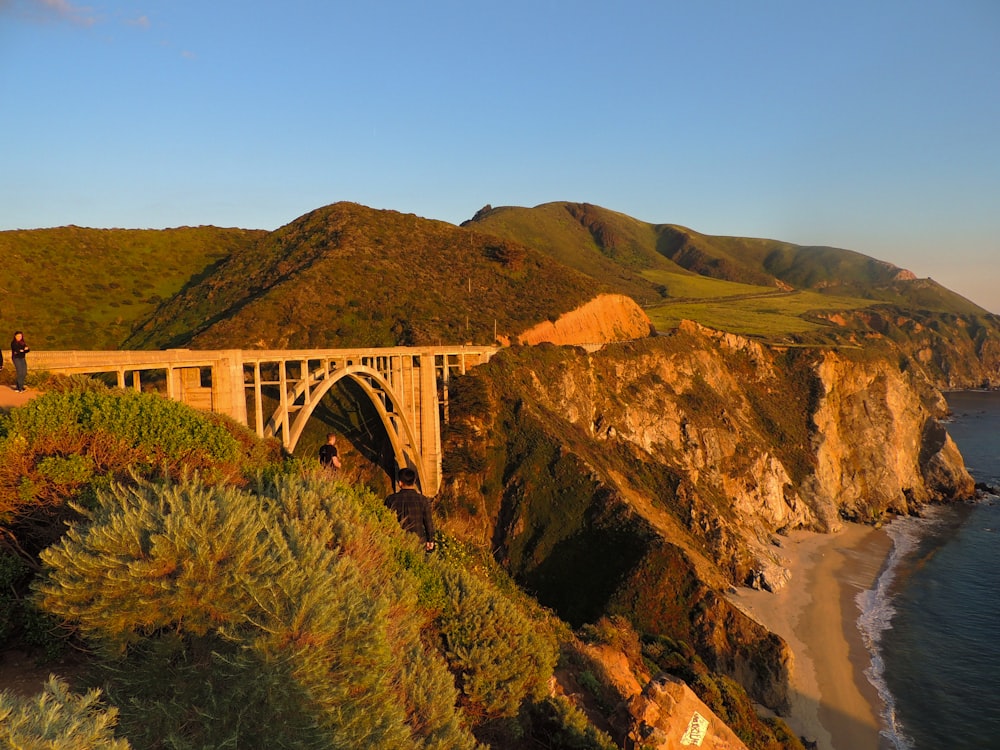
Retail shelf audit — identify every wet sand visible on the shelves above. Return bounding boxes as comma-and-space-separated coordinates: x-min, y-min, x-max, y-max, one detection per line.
728, 524, 893, 750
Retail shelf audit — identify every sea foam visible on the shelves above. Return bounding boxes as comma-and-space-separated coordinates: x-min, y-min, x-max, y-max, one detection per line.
855, 508, 948, 750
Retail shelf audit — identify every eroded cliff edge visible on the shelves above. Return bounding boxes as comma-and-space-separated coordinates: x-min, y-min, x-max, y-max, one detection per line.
438, 321, 974, 717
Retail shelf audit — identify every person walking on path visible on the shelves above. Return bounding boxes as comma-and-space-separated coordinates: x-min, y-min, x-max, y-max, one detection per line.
384, 467, 435, 551
10, 332, 29, 392
318, 433, 342, 472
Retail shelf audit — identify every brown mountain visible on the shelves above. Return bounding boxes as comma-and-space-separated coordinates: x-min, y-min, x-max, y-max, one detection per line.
125, 202, 607, 350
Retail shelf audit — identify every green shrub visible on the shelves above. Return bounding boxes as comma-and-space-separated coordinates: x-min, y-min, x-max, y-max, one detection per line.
35, 479, 285, 643
34, 475, 481, 750
0, 388, 282, 557
436, 566, 558, 719
0, 551, 28, 644
523, 695, 617, 750
0, 677, 130, 749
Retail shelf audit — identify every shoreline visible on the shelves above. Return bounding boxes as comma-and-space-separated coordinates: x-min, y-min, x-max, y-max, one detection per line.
728, 523, 892, 750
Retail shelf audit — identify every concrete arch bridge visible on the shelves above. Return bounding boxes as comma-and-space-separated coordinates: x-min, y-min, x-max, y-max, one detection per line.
33, 345, 497, 493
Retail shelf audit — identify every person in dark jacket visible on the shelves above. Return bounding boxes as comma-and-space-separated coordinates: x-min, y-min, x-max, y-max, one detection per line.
10, 332, 29, 392
318, 433, 341, 471
384, 467, 435, 551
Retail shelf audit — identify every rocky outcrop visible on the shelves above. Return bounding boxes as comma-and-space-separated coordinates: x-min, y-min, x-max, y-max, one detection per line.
513, 293, 653, 347
439, 320, 975, 717
815, 307, 1000, 390
616, 674, 750, 750
805, 350, 975, 526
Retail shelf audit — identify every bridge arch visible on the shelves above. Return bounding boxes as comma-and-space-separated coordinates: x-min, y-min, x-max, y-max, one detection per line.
264, 364, 425, 488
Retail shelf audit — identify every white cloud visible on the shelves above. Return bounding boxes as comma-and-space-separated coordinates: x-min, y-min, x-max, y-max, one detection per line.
126, 14, 151, 29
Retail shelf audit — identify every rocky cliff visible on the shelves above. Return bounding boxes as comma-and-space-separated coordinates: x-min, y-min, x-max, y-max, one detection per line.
438, 320, 974, 734
817, 307, 1000, 390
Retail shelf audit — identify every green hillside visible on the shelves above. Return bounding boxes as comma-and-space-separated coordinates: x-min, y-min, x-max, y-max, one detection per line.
125, 202, 607, 350
465, 201, 991, 340
462, 202, 690, 304
2, 200, 994, 354
0, 226, 263, 349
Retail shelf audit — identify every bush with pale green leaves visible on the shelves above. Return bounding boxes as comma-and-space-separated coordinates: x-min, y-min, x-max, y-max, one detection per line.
0, 677, 130, 750
33, 473, 561, 748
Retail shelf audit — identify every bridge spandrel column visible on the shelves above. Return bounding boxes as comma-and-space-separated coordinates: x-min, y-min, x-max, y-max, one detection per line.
418, 353, 442, 494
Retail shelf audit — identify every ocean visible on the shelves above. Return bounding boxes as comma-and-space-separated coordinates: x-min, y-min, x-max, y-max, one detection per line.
857, 390, 1000, 750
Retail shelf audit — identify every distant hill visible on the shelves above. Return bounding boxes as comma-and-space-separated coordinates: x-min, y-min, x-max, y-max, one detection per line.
465, 201, 993, 345
125, 202, 606, 350
466, 201, 986, 313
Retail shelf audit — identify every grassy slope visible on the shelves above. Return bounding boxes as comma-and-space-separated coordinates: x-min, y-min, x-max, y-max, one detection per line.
0, 226, 264, 349
125, 202, 607, 349
466, 201, 991, 340
463, 202, 689, 304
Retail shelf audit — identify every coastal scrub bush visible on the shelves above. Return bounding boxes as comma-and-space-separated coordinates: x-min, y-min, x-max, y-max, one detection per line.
0, 387, 283, 558
0, 677, 130, 750
436, 565, 558, 719
33, 474, 483, 749
34, 480, 285, 643
521, 695, 617, 750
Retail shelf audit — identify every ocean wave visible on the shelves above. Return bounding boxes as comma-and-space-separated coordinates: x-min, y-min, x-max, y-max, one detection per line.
855, 508, 949, 750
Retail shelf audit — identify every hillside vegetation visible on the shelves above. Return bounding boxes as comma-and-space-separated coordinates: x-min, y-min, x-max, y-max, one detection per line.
4, 200, 997, 372
466, 201, 994, 345
125, 203, 607, 350
0, 226, 263, 349
0, 385, 605, 750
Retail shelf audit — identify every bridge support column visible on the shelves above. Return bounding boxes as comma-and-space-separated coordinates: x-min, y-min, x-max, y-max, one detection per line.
252, 361, 264, 435
211, 351, 248, 425
418, 353, 441, 494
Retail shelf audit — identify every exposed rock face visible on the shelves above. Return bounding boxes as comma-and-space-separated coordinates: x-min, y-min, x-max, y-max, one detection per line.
439, 320, 975, 716
815, 308, 1000, 389
513, 293, 653, 347
616, 674, 750, 750
556, 640, 753, 749
805, 350, 975, 526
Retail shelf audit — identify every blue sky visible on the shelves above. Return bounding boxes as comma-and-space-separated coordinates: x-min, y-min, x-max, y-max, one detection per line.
2, 0, 998, 313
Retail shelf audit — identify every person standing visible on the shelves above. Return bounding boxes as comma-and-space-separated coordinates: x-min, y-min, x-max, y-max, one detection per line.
10, 332, 29, 392
318, 433, 342, 471
384, 467, 435, 551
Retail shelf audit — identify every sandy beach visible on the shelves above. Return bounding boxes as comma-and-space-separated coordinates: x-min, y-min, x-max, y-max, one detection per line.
728, 524, 893, 750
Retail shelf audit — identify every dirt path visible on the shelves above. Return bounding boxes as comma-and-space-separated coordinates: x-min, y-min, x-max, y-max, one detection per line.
0, 385, 39, 410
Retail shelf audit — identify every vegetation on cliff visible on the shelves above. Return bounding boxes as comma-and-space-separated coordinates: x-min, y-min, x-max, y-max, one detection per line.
0, 226, 262, 350
437, 325, 974, 744
467, 202, 1000, 380
5, 200, 999, 387
0, 385, 614, 749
